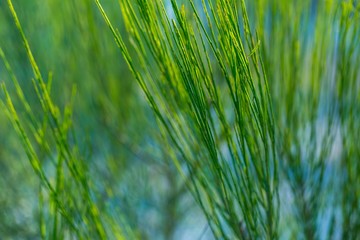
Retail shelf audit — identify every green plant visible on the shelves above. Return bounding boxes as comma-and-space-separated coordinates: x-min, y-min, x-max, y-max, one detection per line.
96, 0, 278, 238
1, 0, 359, 239
1, 0, 126, 238
251, 1, 337, 238
336, 2, 360, 238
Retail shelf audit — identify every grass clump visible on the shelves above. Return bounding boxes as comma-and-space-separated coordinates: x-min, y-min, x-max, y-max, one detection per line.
96, 0, 278, 238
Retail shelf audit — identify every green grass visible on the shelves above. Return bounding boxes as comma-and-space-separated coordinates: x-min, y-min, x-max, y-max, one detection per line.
0, 0, 359, 239
95, 0, 278, 238
1, 0, 109, 238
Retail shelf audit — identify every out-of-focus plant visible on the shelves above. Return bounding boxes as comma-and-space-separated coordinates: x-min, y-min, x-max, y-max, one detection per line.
1, 0, 133, 239
248, 0, 339, 238
336, 1, 360, 238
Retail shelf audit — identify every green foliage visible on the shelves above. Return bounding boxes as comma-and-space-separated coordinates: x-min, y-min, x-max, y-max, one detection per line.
96, 0, 278, 238
1, 0, 193, 239
253, 1, 338, 238
336, 2, 360, 238
1, 0, 111, 238
1, 0, 359, 239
